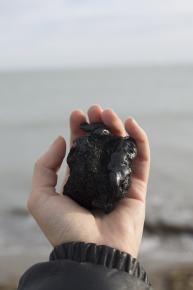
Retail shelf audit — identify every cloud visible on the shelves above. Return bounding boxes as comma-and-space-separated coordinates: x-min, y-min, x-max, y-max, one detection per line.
0, 0, 193, 69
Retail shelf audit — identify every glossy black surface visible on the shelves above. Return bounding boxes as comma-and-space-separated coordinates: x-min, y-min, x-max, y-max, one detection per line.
63, 122, 137, 213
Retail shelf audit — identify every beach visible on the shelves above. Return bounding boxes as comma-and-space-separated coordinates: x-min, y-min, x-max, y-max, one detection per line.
0, 65, 193, 289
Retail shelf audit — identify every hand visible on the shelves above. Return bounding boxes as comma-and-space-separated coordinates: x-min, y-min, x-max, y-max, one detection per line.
27, 105, 150, 258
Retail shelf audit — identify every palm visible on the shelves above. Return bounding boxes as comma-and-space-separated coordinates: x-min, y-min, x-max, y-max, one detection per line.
40, 189, 144, 257
29, 105, 150, 258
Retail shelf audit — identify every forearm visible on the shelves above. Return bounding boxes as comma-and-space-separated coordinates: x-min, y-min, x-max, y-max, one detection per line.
17, 242, 153, 290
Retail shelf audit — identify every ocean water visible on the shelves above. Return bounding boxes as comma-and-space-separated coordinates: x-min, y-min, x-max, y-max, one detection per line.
0, 66, 193, 280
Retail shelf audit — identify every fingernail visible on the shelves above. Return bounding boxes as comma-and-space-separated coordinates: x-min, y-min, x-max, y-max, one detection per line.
128, 117, 134, 123
49, 136, 62, 148
132, 118, 136, 123
131, 117, 138, 125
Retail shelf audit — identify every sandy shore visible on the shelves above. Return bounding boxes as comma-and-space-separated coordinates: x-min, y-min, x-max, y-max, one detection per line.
151, 266, 193, 290
0, 287, 15, 290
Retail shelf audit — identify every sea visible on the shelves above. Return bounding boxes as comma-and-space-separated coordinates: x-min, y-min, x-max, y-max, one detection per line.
0, 65, 193, 282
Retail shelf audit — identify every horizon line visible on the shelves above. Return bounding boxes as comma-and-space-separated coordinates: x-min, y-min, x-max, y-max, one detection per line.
1, 61, 193, 73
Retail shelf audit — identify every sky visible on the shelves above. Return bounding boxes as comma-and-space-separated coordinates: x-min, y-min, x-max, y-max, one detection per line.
0, 0, 193, 70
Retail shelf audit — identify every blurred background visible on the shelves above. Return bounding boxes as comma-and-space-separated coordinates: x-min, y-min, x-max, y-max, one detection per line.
0, 1, 193, 289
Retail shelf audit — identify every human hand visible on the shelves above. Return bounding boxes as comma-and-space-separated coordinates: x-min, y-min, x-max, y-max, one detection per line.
27, 105, 150, 258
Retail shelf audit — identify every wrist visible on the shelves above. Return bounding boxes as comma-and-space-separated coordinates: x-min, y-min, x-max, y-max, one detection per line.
50, 241, 151, 286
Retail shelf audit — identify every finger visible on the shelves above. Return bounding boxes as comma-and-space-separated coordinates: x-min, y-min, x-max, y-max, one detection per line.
70, 110, 87, 146
101, 109, 126, 136
62, 110, 87, 191
32, 136, 66, 193
87, 104, 103, 123
125, 117, 150, 183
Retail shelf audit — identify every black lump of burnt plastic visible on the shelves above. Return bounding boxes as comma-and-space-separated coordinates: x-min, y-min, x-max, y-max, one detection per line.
63, 122, 137, 213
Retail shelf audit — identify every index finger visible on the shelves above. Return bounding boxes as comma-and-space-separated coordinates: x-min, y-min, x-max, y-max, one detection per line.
70, 110, 87, 146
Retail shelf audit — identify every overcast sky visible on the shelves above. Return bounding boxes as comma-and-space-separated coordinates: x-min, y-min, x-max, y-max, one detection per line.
0, 0, 193, 69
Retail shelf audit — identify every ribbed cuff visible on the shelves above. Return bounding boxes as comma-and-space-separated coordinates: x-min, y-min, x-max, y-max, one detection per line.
49, 241, 151, 286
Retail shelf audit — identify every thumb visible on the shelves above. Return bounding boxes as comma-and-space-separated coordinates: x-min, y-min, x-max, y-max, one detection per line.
32, 136, 66, 193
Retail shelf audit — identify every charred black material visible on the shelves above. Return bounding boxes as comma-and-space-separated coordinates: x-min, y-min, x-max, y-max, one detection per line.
63, 122, 137, 213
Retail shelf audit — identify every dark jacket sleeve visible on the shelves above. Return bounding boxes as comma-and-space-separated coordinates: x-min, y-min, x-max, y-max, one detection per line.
17, 242, 153, 290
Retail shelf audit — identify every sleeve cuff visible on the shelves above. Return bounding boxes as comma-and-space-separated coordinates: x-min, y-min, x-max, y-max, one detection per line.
49, 241, 151, 286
